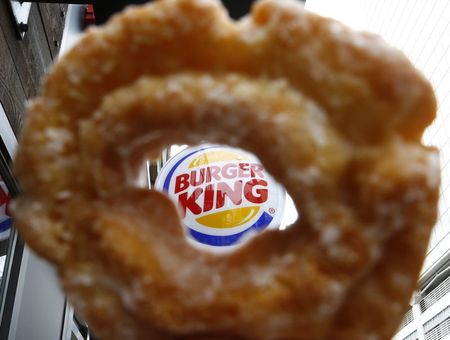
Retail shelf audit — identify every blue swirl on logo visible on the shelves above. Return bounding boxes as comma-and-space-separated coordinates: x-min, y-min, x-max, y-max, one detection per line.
188, 211, 273, 246
0, 218, 12, 232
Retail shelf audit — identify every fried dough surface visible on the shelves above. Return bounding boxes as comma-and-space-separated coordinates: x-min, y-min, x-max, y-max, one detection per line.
14, 1, 438, 339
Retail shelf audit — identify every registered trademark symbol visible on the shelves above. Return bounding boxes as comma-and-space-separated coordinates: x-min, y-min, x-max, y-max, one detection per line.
269, 208, 275, 214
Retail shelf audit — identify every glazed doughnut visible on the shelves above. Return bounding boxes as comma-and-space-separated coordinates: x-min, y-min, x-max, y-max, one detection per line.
14, 0, 439, 339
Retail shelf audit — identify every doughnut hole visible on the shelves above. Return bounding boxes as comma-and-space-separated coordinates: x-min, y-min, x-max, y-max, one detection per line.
135, 143, 300, 252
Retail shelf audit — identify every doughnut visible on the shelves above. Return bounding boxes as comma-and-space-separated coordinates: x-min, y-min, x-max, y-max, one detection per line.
13, 0, 439, 339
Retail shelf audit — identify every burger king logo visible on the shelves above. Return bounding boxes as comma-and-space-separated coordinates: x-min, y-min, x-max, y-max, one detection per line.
155, 145, 285, 248
0, 176, 12, 241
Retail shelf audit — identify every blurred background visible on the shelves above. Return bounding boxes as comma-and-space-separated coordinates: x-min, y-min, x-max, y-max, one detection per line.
0, 0, 448, 339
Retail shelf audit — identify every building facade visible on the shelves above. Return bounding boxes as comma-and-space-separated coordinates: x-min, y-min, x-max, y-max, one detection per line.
305, 1, 450, 339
